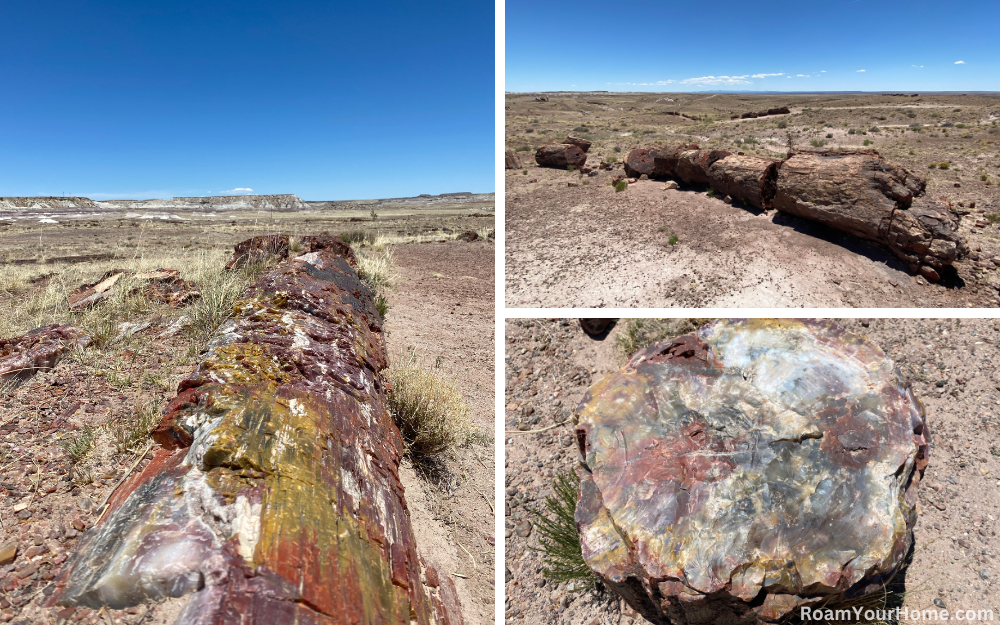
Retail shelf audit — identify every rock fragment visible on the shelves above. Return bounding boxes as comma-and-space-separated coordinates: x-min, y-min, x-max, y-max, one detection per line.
563, 136, 592, 153
0, 324, 89, 387
505, 150, 521, 170
535, 144, 587, 169
575, 319, 928, 625
224, 234, 289, 271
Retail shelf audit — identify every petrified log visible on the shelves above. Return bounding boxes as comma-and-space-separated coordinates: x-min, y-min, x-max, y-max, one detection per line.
575, 319, 928, 625
675, 149, 732, 186
767, 106, 790, 115
49, 244, 435, 623
707, 155, 781, 209
579, 319, 616, 337
563, 136, 592, 153
0, 324, 88, 386
651, 144, 699, 179
623, 148, 658, 178
505, 150, 521, 170
68, 270, 127, 309
535, 144, 587, 169
224, 234, 289, 271
773, 150, 965, 275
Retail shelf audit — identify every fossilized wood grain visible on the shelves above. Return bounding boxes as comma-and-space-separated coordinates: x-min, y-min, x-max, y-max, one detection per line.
575, 319, 928, 625
49, 246, 432, 624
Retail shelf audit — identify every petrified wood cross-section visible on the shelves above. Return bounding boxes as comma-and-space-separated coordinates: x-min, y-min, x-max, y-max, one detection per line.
575, 319, 928, 625
49, 241, 432, 624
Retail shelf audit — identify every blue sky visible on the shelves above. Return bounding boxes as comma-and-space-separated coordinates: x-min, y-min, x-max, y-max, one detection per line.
506, 0, 999, 94
0, 1, 493, 200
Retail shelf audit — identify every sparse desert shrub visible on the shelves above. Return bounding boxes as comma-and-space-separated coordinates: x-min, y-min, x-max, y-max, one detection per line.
938, 162, 950, 169
614, 180, 627, 192
573, 125, 589, 133
582, 180, 589, 185
981, 174, 989, 181
810, 139, 827, 148
384, 355, 473, 457
869, 126, 880, 133
777, 120, 787, 129
525, 128, 534, 133
529, 471, 595, 586
668, 234, 679, 246
826, 133, 833, 139
706, 188, 716, 197
109, 399, 161, 456
340, 230, 375, 245
928, 163, 937, 169
187, 266, 258, 344
604, 155, 618, 164
60, 426, 96, 463
863, 139, 873, 146
613, 146, 621, 153
515, 146, 531, 152
848, 128, 857, 135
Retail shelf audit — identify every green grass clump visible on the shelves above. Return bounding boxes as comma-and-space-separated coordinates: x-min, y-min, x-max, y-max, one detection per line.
986, 214, 1000, 224
668, 234, 679, 246
529, 471, 595, 586
60, 426, 96, 463
109, 399, 161, 456
938, 162, 950, 170
614, 180, 628, 192
811, 139, 827, 148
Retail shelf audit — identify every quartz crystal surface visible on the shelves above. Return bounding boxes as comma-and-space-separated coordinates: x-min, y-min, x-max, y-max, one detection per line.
575, 319, 928, 624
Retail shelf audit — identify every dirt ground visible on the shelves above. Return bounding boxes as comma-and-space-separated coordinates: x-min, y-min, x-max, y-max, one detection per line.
504, 318, 1000, 624
505, 92, 1000, 308
0, 212, 495, 624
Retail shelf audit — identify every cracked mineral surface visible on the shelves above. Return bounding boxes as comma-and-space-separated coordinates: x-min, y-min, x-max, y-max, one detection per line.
575, 319, 928, 624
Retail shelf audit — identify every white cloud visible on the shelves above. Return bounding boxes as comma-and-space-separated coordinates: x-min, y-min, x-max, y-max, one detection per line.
856, 69, 866, 72
607, 80, 676, 86
751, 72, 783, 78
821, 70, 827, 73
912, 64, 924, 68
223, 187, 253, 194
955, 60, 966, 64
795, 74, 810, 77
680, 75, 751, 86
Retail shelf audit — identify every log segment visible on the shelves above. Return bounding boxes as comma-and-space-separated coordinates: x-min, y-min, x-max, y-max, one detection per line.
575, 319, 928, 625
535, 144, 587, 169
49, 240, 434, 624
707, 155, 780, 209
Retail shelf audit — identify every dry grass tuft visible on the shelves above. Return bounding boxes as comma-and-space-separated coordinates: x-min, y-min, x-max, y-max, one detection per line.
108, 399, 162, 456
384, 351, 474, 457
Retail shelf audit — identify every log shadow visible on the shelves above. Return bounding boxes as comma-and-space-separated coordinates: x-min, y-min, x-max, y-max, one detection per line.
580, 319, 617, 340
770, 212, 915, 275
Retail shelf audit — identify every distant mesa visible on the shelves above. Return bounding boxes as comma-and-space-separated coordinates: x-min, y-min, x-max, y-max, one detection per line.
0, 191, 494, 215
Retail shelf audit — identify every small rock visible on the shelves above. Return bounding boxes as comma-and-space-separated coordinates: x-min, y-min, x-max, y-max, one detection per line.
0, 542, 16, 566
515, 521, 533, 538
77, 497, 94, 512
958, 538, 972, 549
980, 569, 991, 580
722, 195, 733, 204
587, 170, 598, 177
954, 183, 961, 188
639, 174, 649, 181
425, 566, 440, 588
935, 598, 947, 609
505, 567, 513, 583
567, 182, 579, 188
662, 181, 679, 190
71, 519, 85, 532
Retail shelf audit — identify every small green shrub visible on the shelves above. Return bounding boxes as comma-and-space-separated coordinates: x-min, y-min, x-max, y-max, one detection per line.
938, 162, 950, 170
668, 234, 679, 245
928, 163, 937, 169
810, 139, 827, 148
614, 180, 628, 192
863, 139, 873, 146
515, 146, 532, 152
60, 426, 96, 463
525, 128, 534, 133
613, 146, 621, 153
825, 133, 833, 139
848, 128, 857, 135
987, 214, 1000, 224
529, 471, 595, 586
981, 174, 989, 182
604, 155, 618, 163
777, 120, 787, 129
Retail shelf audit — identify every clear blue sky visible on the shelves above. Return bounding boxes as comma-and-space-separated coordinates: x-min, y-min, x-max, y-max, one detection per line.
0, 1, 493, 200
506, 0, 999, 94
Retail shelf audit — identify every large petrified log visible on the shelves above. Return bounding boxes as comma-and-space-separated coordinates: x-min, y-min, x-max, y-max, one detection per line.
0, 324, 89, 386
563, 136, 592, 153
631, 145, 966, 277
707, 154, 781, 209
675, 149, 732, 186
535, 144, 587, 169
48, 242, 434, 623
224, 234, 290, 271
773, 150, 965, 277
575, 319, 928, 625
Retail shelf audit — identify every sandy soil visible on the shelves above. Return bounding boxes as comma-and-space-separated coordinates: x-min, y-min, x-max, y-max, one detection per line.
387, 240, 497, 625
504, 318, 1000, 624
506, 171, 993, 308
505, 92, 1000, 308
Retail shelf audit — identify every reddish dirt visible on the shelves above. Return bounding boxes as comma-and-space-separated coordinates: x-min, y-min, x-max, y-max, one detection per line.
506, 169, 997, 308
504, 318, 999, 625
386, 240, 496, 625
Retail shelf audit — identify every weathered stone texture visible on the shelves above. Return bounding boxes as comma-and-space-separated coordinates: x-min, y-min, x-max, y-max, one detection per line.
50, 242, 431, 624
0, 324, 89, 386
535, 144, 587, 169
575, 319, 928, 625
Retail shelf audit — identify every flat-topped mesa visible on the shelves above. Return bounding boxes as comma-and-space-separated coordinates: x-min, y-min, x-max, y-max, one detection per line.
627, 145, 967, 279
0, 196, 102, 210
48, 237, 435, 624
575, 319, 928, 625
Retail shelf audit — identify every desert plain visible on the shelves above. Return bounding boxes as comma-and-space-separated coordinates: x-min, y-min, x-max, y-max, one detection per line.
505, 92, 1000, 308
